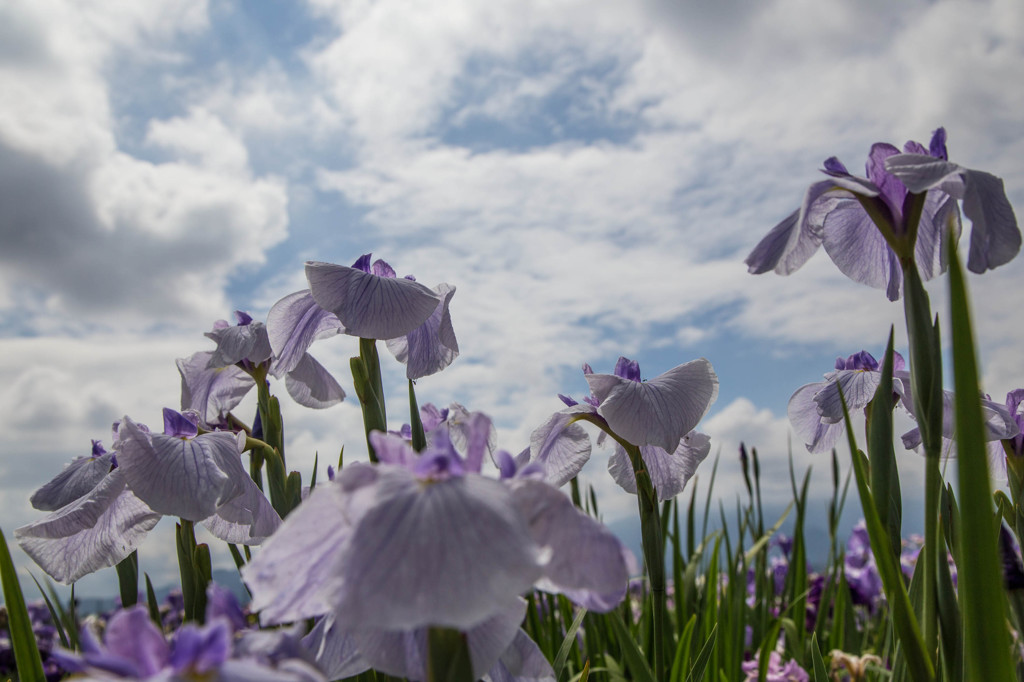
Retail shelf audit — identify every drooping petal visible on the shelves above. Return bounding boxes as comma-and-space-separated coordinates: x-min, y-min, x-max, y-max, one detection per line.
301, 616, 370, 681
483, 629, 556, 682
914, 193, 961, 281
385, 283, 459, 379
586, 358, 718, 453
369, 431, 420, 468
267, 290, 346, 376
812, 369, 883, 423
745, 180, 835, 275
885, 154, 1021, 272
30, 452, 115, 511
244, 465, 380, 623
116, 418, 243, 521
788, 383, 846, 454
177, 351, 255, 425
201, 473, 281, 545
205, 321, 273, 368
350, 600, 526, 681
15, 469, 161, 583
330, 468, 542, 631
528, 406, 594, 487
509, 479, 628, 611
284, 353, 345, 409
305, 261, 441, 340
822, 198, 903, 300
607, 432, 711, 502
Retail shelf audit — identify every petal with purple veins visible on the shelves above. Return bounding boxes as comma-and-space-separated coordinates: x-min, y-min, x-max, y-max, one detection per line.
607, 432, 710, 501
285, 353, 345, 409
586, 358, 718, 453
116, 418, 243, 521
177, 351, 255, 426
509, 478, 628, 611
30, 452, 115, 512
267, 290, 346, 376
15, 469, 161, 583
385, 283, 459, 380
305, 261, 441, 340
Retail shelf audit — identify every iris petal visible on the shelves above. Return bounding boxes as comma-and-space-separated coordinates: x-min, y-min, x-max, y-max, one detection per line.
586, 358, 718, 453
15, 469, 161, 583
305, 261, 440, 340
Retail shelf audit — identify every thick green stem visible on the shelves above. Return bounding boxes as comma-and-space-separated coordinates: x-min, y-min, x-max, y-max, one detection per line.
351, 338, 388, 462
902, 263, 943, 664
625, 443, 666, 680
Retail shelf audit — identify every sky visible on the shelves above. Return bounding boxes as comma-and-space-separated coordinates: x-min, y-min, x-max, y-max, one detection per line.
2, 0, 1023, 597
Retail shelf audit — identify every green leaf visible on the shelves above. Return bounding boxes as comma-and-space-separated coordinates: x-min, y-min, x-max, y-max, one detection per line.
554, 608, 588, 680
607, 609, 656, 682
809, 633, 830, 682
115, 549, 139, 608
145, 573, 162, 627
408, 378, 427, 452
29, 573, 69, 649
948, 240, 1017, 681
0, 528, 47, 682
867, 327, 903, 563
839, 388, 934, 682
685, 624, 717, 682
743, 503, 793, 564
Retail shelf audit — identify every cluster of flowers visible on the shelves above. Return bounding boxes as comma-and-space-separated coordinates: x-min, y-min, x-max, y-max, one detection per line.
6, 126, 1021, 680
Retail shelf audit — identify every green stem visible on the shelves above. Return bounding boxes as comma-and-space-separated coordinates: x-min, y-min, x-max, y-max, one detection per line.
902, 262, 942, 664
626, 443, 666, 680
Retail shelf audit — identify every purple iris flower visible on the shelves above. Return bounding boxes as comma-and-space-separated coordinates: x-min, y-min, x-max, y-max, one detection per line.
51, 603, 325, 681
16, 457, 162, 584
116, 409, 280, 543
788, 350, 907, 454
179, 310, 345, 426
741, 650, 809, 682
533, 357, 717, 499
845, 521, 883, 608
900, 390, 1018, 471
747, 128, 1020, 300
1002, 389, 1024, 458
17, 410, 280, 584
243, 411, 626, 678
269, 255, 459, 381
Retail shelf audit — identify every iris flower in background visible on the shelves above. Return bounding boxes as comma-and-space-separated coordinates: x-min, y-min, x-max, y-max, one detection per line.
530, 356, 717, 500
17, 409, 279, 584
747, 128, 1020, 300
788, 350, 907, 454
51, 597, 325, 682
269, 254, 459, 381
243, 411, 626, 679
178, 310, 345, 428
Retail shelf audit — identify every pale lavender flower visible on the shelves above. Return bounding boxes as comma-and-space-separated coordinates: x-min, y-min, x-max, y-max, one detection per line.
788, 350, 906, 454
742, 650, 809, 682
116, 409, 280, 544
269, 254, 459, 381
180, 309, 344, 425
530, 357, 717, 499
845, 521, 882, 608
51, 604, 324, 681
243, 412, 626, 676
747, 128, 1019, 300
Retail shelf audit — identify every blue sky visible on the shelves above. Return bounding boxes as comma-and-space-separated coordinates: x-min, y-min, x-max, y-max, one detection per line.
2, 0, 1023, 594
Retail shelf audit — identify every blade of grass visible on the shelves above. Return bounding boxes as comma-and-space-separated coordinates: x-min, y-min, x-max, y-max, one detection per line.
685, 624, 718, 682
0, 528, 47, 682
607, 608, 656, 682
554, 607, 588, 680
